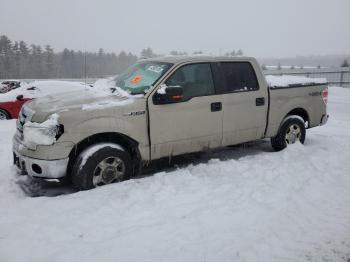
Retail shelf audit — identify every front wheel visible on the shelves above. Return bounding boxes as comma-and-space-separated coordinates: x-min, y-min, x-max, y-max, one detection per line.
71, 143, 132, 190
271, 116, 306, 151
0, 109, 10, 120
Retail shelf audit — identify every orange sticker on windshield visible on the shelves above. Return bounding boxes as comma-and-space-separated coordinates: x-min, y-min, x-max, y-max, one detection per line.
131, 75, 142, 85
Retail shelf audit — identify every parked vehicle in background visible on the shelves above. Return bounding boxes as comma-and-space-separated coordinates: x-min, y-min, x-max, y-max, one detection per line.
0, 80, 21, 93
12, 56, 329, 190
0, 84, 9, 94
0, 81, 87, 120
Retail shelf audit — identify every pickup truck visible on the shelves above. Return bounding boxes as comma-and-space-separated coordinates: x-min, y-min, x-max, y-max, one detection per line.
12, 56, 329, 190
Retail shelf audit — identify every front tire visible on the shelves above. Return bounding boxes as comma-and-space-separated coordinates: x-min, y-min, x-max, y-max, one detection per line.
271, 116, 306, 151
0, 109, 10, 120
71, 143, 132, 190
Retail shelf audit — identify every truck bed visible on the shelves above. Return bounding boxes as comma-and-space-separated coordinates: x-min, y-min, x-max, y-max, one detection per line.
264, 75, 328, 138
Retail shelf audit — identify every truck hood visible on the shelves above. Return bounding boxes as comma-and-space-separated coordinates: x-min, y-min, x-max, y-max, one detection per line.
26, 89, 137, 122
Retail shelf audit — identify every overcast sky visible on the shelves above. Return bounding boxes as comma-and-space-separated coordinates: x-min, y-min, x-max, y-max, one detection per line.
1, 0, 349, 58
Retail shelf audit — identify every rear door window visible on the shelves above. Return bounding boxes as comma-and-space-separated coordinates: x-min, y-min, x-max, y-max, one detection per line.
219, 62, 259, 92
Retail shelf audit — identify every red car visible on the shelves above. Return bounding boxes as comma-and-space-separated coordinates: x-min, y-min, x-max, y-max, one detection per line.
0, 95, 31, 120
0, 81, 87, 120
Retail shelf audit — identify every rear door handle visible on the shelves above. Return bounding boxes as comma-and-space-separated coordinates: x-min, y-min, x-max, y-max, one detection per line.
256, 97, 265, 106
211, 102, 222, 112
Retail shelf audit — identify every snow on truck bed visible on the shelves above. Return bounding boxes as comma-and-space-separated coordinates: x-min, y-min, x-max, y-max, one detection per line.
0, 87, 350, 261
266, 75, 327, 88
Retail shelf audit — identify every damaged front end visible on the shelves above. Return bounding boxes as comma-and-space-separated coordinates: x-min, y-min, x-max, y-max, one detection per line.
13, 106, 69, 179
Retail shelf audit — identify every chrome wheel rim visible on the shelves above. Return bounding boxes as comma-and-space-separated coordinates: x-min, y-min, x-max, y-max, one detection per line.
93, 156, 125, 186
285, 124, 301, 144
0, 111, 8, 120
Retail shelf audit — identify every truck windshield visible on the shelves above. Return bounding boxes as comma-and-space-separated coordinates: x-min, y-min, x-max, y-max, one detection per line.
114, 61, 173, 95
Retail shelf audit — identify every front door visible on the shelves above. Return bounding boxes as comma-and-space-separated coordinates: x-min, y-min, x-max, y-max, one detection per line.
148, 62, 223, 160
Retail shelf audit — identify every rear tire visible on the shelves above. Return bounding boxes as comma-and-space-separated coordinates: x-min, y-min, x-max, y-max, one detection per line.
71, 143, 132, 190
271, 116, 306, 151
0, 109, 10, 120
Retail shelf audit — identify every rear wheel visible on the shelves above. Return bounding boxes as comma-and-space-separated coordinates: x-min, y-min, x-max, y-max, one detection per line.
271, 116, 306, 151
0, 109, 10, 120
71, 143, 132, 190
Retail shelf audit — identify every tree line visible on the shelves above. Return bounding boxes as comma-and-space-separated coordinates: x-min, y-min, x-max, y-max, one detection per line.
0, 35, 245, 79
0, 35, 138, 79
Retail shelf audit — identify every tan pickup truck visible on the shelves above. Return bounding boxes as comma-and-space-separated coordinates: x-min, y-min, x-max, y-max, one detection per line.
13, 56, 329, 190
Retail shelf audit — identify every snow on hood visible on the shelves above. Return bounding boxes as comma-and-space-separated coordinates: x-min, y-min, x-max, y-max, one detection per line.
0, 80, 88, 103
266, 75, 327, 88
31, 78, 143, 113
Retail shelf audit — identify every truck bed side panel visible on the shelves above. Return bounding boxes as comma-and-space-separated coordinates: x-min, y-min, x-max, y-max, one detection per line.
265, 84, 327, 138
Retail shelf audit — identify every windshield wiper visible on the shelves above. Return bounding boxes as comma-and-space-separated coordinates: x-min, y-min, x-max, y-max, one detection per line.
130, 90, 146, 95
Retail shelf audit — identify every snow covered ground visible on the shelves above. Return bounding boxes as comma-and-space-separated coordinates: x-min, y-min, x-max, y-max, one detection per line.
0, 87, 350, 262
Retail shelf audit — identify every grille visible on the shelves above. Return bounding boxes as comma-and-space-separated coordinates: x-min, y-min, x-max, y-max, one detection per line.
16, 106, 34, 140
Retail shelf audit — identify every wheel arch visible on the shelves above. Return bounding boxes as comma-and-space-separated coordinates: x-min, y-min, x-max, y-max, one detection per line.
285, 107, 309, 126
67, 132, 141, 177
0, 108, 11, 119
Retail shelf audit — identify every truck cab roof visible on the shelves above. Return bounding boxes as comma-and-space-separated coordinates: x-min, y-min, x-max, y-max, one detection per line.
140, 55, 257, 65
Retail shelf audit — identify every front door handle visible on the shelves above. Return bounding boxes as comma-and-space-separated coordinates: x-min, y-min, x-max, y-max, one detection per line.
211, 102, 222, 112
256, 97, 265, 106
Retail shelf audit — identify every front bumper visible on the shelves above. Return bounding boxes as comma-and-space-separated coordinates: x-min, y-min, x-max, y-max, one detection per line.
13, 151, 68, 179
13, 137, 69, 179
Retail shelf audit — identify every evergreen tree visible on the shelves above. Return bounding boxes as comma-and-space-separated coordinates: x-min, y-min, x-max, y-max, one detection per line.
12, 41, 21, 77
0, 35, 13, 78
141, 47, 155, 58
341, 59, 349, 67
193, 50, 203, 55
44, 45, 55, 78
236, 49, 243, 56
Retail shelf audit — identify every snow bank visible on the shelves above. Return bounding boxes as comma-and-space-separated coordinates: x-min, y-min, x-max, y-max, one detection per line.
266, 75, 327, 87
23, 113, 59, 148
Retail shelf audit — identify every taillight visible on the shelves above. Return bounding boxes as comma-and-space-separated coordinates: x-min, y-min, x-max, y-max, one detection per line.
322, 88, 328, 105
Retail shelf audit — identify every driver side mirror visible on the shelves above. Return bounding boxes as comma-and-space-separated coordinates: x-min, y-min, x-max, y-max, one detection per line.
16, 94, 24, 101
153, 84, 184, 105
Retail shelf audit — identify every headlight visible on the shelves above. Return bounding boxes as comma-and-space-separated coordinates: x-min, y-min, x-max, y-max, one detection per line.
22, 114, 63, 149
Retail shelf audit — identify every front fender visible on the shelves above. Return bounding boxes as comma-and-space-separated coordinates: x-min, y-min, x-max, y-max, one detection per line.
59, 115, 149, 160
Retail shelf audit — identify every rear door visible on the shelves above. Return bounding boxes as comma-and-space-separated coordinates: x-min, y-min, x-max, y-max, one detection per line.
148, 62, 224, 160
215, 61, 268, 146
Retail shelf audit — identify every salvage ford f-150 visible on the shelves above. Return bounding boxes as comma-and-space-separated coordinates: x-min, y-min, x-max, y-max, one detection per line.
12, 56, 328, 190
